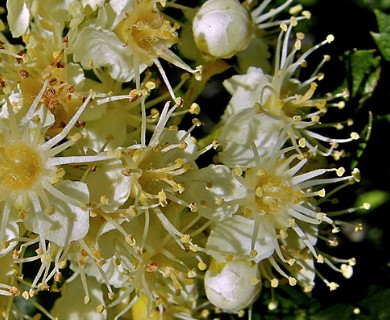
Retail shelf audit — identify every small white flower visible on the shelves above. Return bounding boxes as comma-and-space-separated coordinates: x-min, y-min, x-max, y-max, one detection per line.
221, 20, 358, 157
0, 80, 113, 248
68, 0, 201, 96
214, 138, 359, 287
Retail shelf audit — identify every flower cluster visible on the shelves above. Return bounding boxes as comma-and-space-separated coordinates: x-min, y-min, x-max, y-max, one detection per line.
0, 0, 369, 319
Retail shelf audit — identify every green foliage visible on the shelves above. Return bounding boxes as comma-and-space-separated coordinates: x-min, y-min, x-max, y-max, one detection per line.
355, 189, 390, 214
355, 0, 390, 10
372, 10, 390, 61
356, 286, 390, 319
343, 49, 381, 103
340, 49, 379, 167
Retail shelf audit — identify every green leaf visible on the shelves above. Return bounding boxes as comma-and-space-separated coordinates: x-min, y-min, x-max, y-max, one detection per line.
354, 0, 390, 11
354, 189, 390, 214
372, 10, 390, 61
357, 285, 390, 319
311, 303, 356, 320
351, 111, 373, 168
343, 49, 381, 101
378, 113, 390, 122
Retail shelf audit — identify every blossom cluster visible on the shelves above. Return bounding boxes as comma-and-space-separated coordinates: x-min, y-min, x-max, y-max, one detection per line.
0, 0, 368, 319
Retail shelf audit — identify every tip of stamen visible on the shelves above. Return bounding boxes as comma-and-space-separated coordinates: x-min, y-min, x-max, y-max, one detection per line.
288, 3, 302, 14
350, 132, 359, 140
336, 167, 345, 177
288, 277, 297, 286
302, 10, 311, 19
268, 300, 279, 310
280, 23, 288, 32
326, 34, 335, 43
352, 168, 361, 182
291, 17, 298, 26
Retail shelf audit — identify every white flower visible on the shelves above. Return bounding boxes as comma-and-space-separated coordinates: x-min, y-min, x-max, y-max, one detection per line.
222, 66, 269, 115
67, 204, 208, 319
214, 140, 360, 287
0, 80, 113, 248
221, 19, 359, 157
59, 98, 214, 316
6, 0, 76, 68
68, 0, 201, 96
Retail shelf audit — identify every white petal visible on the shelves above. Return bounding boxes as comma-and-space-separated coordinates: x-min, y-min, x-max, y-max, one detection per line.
24, 181, 90, 247
0, 218, 19, 257
6, 1, 30, 38
70, 27, 145, 82
51, 276, 106, 320
206, 215, 274, 263
81, 0, 105, 11
78, 107, 128, 153
86, 160, 132, 213
223, 66, 270, 114
218, 109, 284, 167
180, 165, 246, 221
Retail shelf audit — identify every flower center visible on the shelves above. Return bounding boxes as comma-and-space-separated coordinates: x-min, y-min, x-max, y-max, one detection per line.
122, 146, 190, 207
254, 174, 298, 215
0, 144, 41, 190
114, 1, 179, 65
260, 81, 326, 119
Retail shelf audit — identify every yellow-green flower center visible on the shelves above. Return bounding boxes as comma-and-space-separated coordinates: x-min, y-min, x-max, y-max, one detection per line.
254, 174, 298, 215
114, 1, 179, 65
0, 144, 41, 190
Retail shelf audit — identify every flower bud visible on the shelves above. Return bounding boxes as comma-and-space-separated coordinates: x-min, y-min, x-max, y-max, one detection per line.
204, 259, 261, 312
192, 0, 254, 59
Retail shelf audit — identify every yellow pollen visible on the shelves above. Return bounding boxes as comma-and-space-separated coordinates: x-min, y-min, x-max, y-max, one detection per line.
336, 167, 345, 177
254, 174, 298, 216
198, 262, 207, 271
303, 11, 312, 19
289, 4, 303, 15
189, 103, 200, 115
0, 144, 41, 190
326, 34, 335, 43
289, 277, 297, 286
96, 305, 105, 313
350, 132, 360, 140
271, 278, 279, 288
294, 39, 301, 50
291, 17, 298, 26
